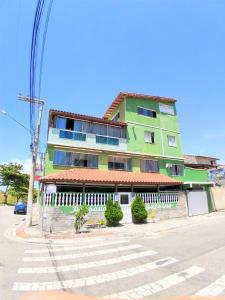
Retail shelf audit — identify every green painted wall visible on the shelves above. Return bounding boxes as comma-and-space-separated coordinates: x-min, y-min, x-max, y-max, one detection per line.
123, 97, 183, 158
183, 167, 208, 182
45, 146, 208, 184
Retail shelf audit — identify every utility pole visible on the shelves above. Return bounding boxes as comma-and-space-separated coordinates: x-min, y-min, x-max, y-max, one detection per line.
18, 95, 44, 227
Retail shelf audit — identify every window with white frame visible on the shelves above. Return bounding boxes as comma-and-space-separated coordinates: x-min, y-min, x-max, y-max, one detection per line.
167, 135, 176, 147
140, 159, 159, 173
144, 131, 155, 144
159, 103, 175, 115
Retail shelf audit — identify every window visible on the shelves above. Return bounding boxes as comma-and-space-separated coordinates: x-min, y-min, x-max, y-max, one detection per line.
67, 119, 126, 139
144, 131, 155, 144
108, 156, 132, 171
96, 136, 119, 145
137, 107, 157, 118
55, 117, 66, 129
53, 151, 98, 168
140, 159, 159, 173
168, 164, 184, 176
112, 112, 120, 122
167, 135, 176, 147
59, 130, 86, 141
159, 103, 175, 115
54, 117, 74, 130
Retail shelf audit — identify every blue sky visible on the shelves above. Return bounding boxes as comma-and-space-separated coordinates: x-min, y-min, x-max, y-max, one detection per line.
1, 0, 225, 171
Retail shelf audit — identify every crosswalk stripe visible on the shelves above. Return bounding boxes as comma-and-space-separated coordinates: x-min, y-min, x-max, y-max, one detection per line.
22, 244, 142, 262
195, 274, 225, 296
13, 257, 178, 291
18, 250, 157, 274
104, 266, 204, 299
24, 240, 129, 254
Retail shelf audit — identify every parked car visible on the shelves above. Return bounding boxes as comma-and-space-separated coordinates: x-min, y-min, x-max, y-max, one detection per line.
14, 201, 27, 214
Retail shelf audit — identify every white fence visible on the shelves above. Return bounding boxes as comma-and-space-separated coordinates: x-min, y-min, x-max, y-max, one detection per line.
42, 192, 179, 207
137, 192, 179, 204
43, 193, 114, 207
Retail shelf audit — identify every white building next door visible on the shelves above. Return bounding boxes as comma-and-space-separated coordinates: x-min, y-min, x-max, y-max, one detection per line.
118, 192, 132, 223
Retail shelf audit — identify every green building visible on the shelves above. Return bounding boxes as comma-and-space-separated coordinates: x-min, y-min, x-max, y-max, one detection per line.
41, 92, 214, 223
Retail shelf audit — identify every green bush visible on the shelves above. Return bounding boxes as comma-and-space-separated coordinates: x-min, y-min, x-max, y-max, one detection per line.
131, 196, 147, 224
104, 198, 123, 226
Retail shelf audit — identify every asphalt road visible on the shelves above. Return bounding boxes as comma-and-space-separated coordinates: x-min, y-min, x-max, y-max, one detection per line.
1, 205, 225, 300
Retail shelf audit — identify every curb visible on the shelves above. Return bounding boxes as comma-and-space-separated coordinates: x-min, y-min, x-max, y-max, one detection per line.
4, 221, 115, 245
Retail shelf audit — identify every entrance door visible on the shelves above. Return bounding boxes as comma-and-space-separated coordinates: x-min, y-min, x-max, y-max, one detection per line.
118, 192, 132, 223
187, 191, 209, 216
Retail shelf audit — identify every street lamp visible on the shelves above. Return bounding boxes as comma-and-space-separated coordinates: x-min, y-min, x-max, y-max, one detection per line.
0, 109, 31, 134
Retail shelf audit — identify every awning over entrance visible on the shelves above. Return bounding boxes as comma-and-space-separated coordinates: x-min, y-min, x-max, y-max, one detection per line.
40, 168, 182, 185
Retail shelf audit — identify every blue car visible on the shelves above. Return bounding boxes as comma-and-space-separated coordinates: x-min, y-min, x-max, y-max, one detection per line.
14, 201, 27, 214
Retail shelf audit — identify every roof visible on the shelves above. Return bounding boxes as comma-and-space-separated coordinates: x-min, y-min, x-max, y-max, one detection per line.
40, 168, 182, 185
184, 154, 219, 161
103, 92, 177, 119
49, 109, 127, 127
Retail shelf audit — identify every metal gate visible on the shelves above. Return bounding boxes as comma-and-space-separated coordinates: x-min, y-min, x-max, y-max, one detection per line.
187, 191, 209, 216
118, 193, 132, 223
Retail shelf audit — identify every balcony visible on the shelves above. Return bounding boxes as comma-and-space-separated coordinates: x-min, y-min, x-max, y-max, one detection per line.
48, 128, 127, 152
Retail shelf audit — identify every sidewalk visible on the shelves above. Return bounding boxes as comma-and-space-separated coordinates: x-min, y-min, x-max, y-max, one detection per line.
5, 211, 225, 244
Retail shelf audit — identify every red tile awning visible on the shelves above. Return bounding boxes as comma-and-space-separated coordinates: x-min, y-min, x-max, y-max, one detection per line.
40, 168, 182, 185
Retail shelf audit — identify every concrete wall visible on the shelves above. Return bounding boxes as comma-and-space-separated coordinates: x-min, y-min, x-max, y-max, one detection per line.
40, 192, 188, 233
211, 186, 225, 211
146, 192, 188, 221
40, 206, 105, 232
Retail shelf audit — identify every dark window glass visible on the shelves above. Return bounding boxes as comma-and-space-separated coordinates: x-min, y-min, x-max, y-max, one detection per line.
140, 159, 159, 173
170, 164, 184, 176
53, 151, 98, 168
120, 195, 129, 205
59, 130, 86, 141
66, 118, 74, 130
96, 135, 119, 146
108, 156, 132, 171
137, 107, 157, 118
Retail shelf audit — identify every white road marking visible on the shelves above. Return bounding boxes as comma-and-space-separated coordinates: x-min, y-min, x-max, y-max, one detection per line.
22, 244, 142, 262
195, 274, 225, 296
104, 266, 204, 299
25, 240, 129, 254
18, 250, 157, 274
13, 257, 178, 291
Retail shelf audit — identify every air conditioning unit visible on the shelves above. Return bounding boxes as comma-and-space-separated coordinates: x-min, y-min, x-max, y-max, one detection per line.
166, 163, 173, 168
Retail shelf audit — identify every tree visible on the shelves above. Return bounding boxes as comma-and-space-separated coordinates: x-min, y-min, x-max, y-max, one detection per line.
104, 198, 123, 226
131, 196, 148, 224
8, 173, 29, 201
0, 163, 29, 204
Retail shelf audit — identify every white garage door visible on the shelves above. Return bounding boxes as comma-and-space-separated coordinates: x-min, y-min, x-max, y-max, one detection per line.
187, 191, 209, 216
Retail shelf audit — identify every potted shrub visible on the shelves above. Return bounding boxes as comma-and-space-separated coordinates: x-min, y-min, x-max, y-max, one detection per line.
131, 195, 147, 224
104, 198, 123, 226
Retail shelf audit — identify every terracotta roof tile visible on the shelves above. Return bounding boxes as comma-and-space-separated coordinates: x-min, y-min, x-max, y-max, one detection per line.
40, 168, 182, 185
49, 109, 127, 127
103, 92, 177, 119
